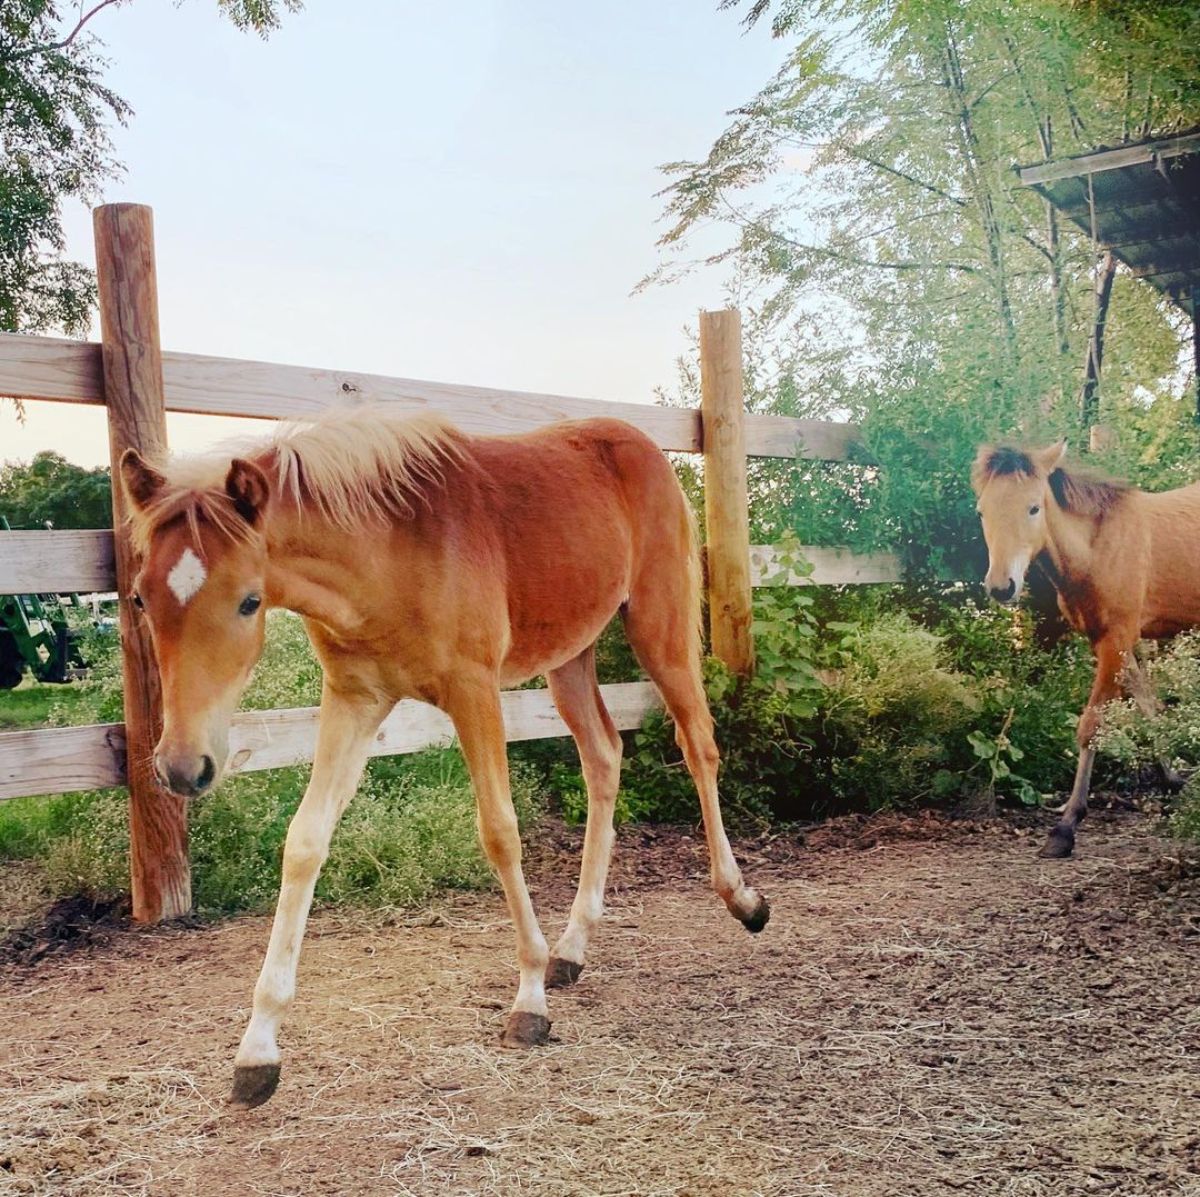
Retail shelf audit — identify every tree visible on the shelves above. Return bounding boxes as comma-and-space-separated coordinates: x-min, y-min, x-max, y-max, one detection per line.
0, 0, 301, 413
652, 0, 1200, 576
0, 450, 111, 529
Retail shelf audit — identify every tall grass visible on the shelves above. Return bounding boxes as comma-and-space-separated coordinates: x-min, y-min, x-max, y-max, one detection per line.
0, 613, 545, 914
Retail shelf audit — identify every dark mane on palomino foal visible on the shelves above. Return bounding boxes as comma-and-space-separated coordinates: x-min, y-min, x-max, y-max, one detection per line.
972, 444, 1131, 519
126, 408, 465, 552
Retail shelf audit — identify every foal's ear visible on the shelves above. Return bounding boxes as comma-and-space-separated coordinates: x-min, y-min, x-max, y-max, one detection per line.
225, 459, 271, 526
1035, 440, 1067, 474
119, 448, 167, 513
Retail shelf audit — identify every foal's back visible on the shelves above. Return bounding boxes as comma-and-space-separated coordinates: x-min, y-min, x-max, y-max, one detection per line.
1136, 481, 1200, 634
398, 418, 695, 689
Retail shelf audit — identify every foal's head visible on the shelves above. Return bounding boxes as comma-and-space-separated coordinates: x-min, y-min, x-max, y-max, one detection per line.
971, 441, 1067, 605
120, 450, 272, 797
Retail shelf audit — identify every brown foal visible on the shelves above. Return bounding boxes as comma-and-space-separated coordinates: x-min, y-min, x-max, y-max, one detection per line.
973, 441, 1200, 859
120, 407, 769, 1108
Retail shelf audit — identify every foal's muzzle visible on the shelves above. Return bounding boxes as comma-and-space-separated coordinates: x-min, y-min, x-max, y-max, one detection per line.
155, 751, 217, 798
988, 579, 1017, 605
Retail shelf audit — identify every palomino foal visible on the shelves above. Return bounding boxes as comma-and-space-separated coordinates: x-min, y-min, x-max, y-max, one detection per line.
973, 442, 1200, 858
120, 408, 769, 1108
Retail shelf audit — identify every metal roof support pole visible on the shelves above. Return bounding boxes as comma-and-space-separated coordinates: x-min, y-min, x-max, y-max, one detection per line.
1079, 173, 1115, 441
1193, 285, 1199, 421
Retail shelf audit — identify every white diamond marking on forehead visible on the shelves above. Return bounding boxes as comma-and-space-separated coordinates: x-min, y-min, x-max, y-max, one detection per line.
166, 547, 207, 605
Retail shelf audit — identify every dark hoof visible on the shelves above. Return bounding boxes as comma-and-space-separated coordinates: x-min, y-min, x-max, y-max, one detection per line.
1038, 827, 1075, 860
739, 894, 771, 934
545, 956, 584, 989
229, 1063, 281, 1110
500, 1011, 551, 1049
1160, 767, 1187, 794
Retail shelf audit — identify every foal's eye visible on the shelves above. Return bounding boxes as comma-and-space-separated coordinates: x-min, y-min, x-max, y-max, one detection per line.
1029, 505, 1041, 516
238, 594, 262, 617
131, 593, 144, 610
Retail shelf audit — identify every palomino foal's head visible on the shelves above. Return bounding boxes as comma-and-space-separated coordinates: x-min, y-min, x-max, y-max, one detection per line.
120, 450, 272, 798
971, 441, 1067, 604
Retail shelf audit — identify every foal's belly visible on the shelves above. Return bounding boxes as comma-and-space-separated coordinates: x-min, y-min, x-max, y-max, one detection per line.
498, 576, 629, 686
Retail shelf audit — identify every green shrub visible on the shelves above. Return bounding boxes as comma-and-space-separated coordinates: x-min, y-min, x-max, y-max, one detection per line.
4, 751, 545, 914
816, 612, 979, 810
620, 546, 1093, 824
1097, 632, 1200, 773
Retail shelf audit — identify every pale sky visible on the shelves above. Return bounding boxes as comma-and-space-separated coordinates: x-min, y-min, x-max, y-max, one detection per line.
1, 0, 784, 468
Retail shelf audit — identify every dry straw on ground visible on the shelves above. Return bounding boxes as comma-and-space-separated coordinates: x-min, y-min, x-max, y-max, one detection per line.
1, 810, 1198, 1196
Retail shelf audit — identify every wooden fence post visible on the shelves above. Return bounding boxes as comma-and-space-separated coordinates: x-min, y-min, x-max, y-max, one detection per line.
700, 308, 755, 676
93, 203, 191, 922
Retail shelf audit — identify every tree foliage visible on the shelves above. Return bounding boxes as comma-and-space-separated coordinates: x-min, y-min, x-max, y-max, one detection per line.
0, 450, 111, 529
655, 0, 1200, 577
0, 0, 300, 352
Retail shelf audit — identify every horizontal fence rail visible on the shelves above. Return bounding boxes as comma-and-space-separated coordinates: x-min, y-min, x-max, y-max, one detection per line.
1, 530, 903, 595
0, 681, 661, 803
0, 529, 117, 593
0, 333, 861, 461
749, 545, 903, 587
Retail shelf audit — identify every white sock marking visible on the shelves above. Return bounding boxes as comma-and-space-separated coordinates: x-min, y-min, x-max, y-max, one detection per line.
167, 547, 207, 605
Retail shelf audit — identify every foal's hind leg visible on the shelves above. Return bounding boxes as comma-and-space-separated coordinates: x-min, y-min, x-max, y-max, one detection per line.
623, 608, 769, 932
545, 644, 622, 987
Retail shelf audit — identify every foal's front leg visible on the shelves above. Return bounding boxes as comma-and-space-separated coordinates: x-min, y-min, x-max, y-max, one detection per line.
446, 674, 551, 1047
231, 690, 390, 1108
1040, 634, 1132, 860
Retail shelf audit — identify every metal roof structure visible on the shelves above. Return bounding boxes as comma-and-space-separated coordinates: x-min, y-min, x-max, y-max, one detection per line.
1017, 129, 1200, 320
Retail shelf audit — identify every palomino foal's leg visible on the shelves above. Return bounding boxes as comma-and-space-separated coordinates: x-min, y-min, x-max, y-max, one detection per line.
1040, 634, 1131, 859
1040, 747, 1095, 859
1127, 653, 1186, 792
446, 676, 551, 1046
545, 645, 622, 987
231, 691, 390, 1108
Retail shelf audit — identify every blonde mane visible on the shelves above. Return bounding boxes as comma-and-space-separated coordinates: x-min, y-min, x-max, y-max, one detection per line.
130, 406, 464, 551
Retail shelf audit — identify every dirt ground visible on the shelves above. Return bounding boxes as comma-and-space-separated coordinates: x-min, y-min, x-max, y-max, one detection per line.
1, 808, 1199, 1197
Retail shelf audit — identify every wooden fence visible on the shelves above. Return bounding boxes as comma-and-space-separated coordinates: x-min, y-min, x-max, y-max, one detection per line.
0, 203, 900, 922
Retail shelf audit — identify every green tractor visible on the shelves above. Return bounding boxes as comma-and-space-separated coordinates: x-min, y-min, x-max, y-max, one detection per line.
0, 589, 84, 689
0, 518, 107, 690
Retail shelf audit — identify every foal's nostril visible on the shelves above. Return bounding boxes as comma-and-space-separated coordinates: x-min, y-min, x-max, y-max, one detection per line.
988, 579, 1017, 604
196, 754, 216, 793
158, 753, 217, 797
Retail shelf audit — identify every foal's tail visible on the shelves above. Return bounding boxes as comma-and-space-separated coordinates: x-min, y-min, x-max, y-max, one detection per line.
681, 495, 705, 670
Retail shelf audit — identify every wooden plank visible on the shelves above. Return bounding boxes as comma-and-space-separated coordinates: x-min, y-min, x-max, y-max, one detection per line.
0, 332, 860, 460
0, 333, 702, 451
0, 723, 127, 800
750, 545, 903, 587
0, 530, 116, 594
742, 414, 861, 461
94, 202, 190, 923
700, 310, 755, 676
1017, 130, 1200, 186
0, 681, 661, 803
0, 335, 102, 406
159, 352, 705, 452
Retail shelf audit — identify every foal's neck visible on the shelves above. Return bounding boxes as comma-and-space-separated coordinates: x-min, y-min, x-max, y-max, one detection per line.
260, 493, 367, 633
1039, 491, 1101, 593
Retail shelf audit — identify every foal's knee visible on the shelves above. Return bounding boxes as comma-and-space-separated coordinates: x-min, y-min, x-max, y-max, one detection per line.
1076, 707, 1101, 749
584, 732, 623, 797
281, 824, 327, 884
478, 808, 522, 871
